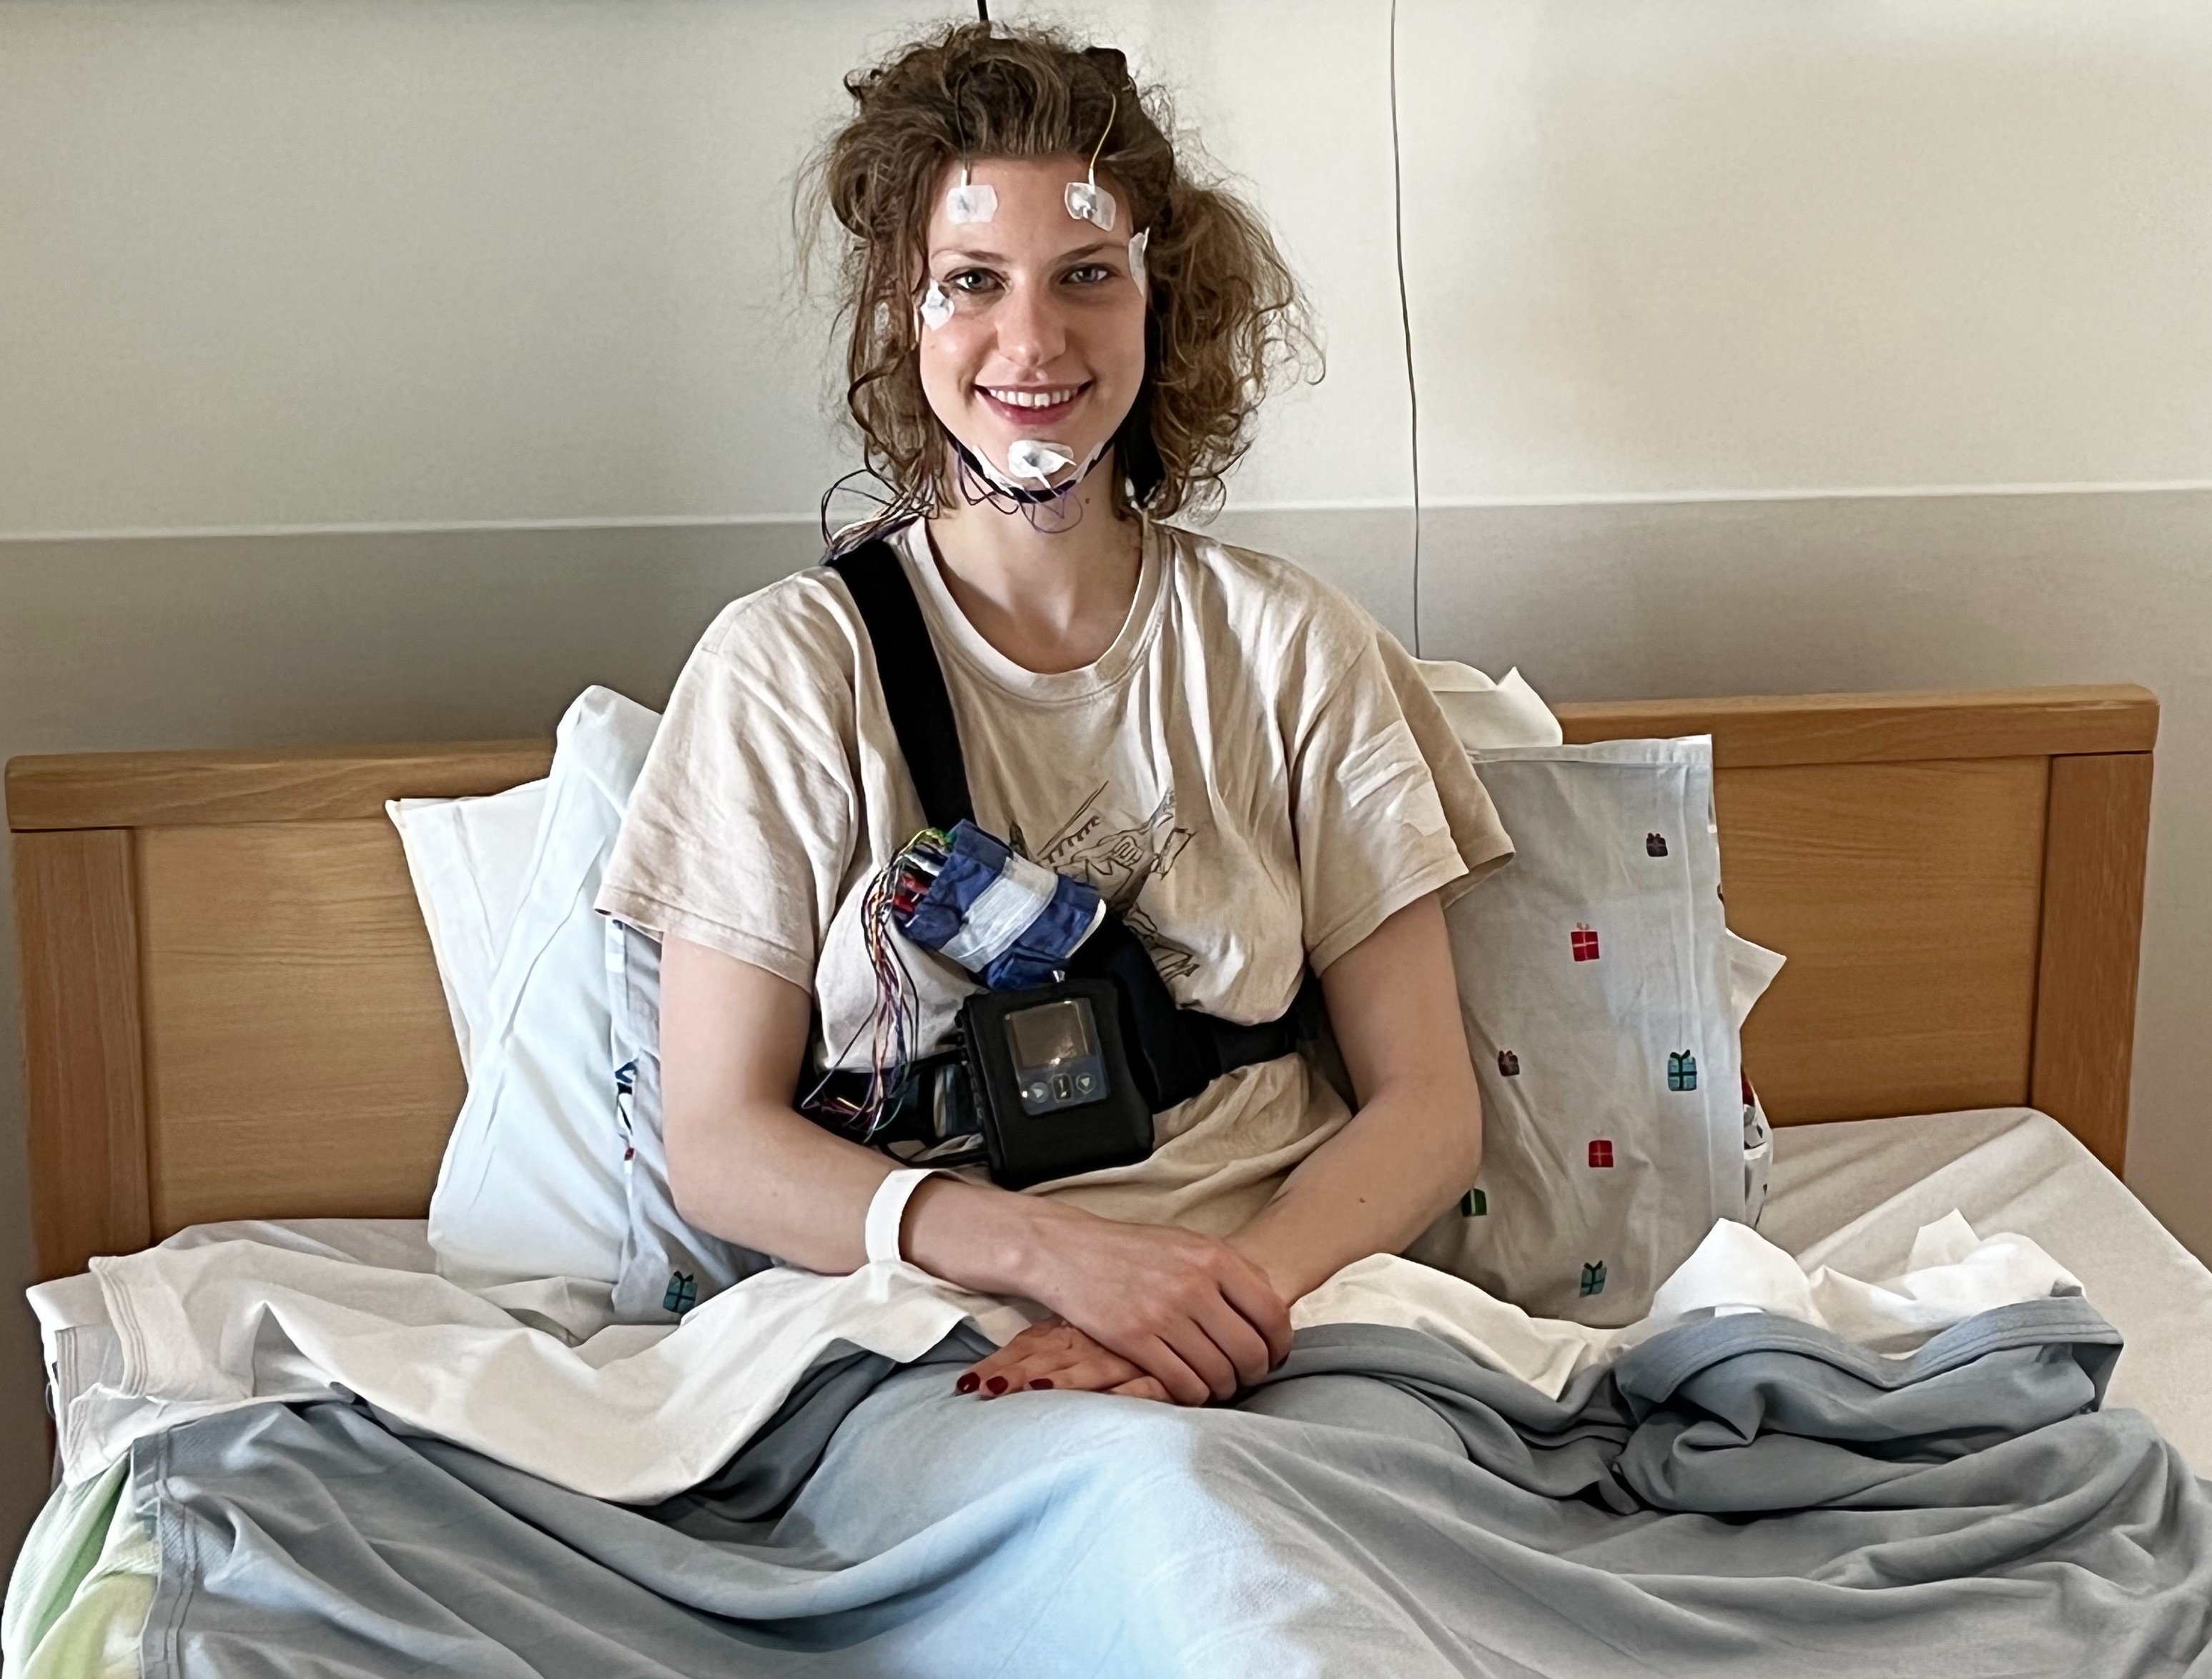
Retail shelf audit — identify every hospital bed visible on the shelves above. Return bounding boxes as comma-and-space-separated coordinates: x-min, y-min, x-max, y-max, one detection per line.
9, 680, 2208, 1672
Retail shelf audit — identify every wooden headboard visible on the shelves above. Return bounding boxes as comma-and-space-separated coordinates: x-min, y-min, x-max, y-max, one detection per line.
9, 684, 2157, 1284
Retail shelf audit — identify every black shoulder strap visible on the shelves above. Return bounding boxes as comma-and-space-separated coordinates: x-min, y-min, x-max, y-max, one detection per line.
828, 537, 974, 833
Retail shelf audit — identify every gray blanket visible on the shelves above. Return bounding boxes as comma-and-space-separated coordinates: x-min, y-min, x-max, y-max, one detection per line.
134, 1298, 2212, 1678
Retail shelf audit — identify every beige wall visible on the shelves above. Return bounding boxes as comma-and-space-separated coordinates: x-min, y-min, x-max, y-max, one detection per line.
0, 0, 1417, 535
1398, 0, 2212, 500
4, 0, 2208, 1566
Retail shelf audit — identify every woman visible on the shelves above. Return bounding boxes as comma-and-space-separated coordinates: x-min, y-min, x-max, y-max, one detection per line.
598, 21, 1511, 1408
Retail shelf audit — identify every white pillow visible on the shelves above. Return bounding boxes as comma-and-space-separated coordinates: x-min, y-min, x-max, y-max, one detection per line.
388, 779, 548, 1077
427, 686, 662, 1289
1412, 660, 1564, 751
1416, 663, 1781, 1259
1408, 736, 1762, 1327
1728, 933, 1785, 1224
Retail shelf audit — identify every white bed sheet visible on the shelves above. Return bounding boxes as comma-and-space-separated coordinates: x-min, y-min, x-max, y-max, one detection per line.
31, 1106, 2211, 1472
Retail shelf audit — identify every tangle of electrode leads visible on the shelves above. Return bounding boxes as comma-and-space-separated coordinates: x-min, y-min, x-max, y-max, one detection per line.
799, 831, 952, 1136
855, 863, 921, 1136
816, 465, 925, 557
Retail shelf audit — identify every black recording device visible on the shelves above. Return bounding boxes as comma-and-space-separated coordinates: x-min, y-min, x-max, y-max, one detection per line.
959, 978, 1154, 1187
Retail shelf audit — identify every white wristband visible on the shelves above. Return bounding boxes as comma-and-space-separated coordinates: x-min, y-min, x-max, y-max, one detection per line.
864, 1167, 944, 1267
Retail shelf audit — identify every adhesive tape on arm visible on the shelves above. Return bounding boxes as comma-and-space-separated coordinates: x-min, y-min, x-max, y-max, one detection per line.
864, 1167, 944, 1266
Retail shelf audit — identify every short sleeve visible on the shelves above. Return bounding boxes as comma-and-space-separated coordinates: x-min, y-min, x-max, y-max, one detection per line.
1290, 626, 1514, 974
1371, 632, 1516, 908
596, 585, 860, 990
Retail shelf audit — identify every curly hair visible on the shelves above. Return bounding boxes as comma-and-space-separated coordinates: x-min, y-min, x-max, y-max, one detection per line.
799, 21, 1318, 522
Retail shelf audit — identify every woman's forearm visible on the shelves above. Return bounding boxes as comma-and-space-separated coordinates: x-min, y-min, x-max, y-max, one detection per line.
1228, 892, 1483, 1304
671, 1089, 1295, 1407
1228, 1076, 1478, 1302
666, 1094, 894, 1273
661, 933, 1067, 1287
668, 1081, 1068, 1291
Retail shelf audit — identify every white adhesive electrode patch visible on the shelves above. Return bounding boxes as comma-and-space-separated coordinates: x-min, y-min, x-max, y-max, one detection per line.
1127, 227, 1149, 293
919, 279, 954, 331
1005, 438, 1078, 482
1065, 179, 1117, 232
945, 164, 997, 224
1067, 94, 1122, 234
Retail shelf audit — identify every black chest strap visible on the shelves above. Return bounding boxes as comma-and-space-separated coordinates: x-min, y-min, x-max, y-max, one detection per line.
830, 538, 974, 832
826, 535, 1318, 1112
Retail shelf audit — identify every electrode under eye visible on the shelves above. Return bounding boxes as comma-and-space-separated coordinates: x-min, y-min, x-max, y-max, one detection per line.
919, 279, 955, 331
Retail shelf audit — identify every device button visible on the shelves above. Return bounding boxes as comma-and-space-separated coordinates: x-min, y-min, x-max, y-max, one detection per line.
1052, 1074, 1073, 1101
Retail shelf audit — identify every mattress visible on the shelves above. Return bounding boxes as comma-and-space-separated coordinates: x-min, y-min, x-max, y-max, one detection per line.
9, 1105, 2210, 1673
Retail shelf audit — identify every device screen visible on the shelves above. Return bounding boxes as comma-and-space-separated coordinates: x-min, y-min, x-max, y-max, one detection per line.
1007, 999, 1093, 1066
1006, 998, 1110, 1115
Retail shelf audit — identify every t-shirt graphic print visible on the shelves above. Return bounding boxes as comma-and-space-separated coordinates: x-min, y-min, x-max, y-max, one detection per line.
1014, 783, 1200, 984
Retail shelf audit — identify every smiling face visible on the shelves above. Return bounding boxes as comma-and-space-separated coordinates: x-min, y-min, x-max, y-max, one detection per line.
916, 155, 1149, 492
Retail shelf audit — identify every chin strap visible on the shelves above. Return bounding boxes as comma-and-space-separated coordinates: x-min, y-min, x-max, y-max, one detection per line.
949, 433, 1110, 505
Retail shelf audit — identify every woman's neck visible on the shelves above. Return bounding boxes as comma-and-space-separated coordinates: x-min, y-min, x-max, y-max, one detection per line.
924, 460, 1144, 675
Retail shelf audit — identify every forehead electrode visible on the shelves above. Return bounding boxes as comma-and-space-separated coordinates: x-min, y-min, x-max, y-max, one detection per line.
945, 161, 997, 224
1065, 92, 1120, 232
1065, 178, 1116, 232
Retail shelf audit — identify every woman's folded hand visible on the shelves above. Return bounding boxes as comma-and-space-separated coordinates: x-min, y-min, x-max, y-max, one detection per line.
955, 1318, 1172, 1402
901, 1181, 1293, 1405
1013, 1209, 1293, 1405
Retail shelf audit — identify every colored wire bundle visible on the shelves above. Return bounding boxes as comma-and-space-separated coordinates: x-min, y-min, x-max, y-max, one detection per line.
799, 830, 950, 1138
888, 827, 950, 921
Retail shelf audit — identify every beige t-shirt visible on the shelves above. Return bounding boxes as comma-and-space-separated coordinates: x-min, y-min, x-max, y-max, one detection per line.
598, 517, 1513, 1234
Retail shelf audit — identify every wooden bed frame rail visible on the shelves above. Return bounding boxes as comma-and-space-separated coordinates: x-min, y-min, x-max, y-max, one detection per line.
9, 684, 2157, 1284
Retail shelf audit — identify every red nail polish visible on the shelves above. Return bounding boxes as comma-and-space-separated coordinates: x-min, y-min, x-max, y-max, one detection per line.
984, 1376, 1008, 1395
955, 1372, 979, 1395
1030, 1377, 1054, 1390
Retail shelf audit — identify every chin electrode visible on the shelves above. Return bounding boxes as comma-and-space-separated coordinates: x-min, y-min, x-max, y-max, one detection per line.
799, 534, 1323, 1189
